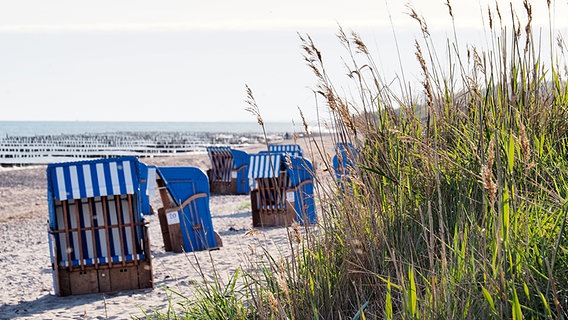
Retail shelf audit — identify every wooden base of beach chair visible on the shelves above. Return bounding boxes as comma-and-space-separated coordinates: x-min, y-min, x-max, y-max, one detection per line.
157, 207, 184, 253
57, 261, 153, 296
157, 207, 173, 252
158, 207, 223, 252
251, 205, 296, 227
214, 231, 223, 248
209, 180, 237, 195
251, 190, 296, 227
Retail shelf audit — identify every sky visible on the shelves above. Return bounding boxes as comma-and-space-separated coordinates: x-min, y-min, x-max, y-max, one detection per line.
0, 0, 566, 123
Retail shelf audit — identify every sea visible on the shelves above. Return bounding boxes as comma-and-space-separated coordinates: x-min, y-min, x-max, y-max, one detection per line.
0, 121, 301, 137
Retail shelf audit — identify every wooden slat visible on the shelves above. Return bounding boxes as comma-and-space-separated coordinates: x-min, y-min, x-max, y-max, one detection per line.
61, 200, 73, 271
88, 198, 99, 269
114, 195, 127, 266
256, 172, 290, 215
101, 196, 113, 268
73, 199, 85, 270
279, 173, 288, 211
157, 178, 176, 208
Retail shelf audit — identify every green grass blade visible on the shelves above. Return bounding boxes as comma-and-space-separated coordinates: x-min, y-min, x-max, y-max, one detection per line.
481, 286, 497, 314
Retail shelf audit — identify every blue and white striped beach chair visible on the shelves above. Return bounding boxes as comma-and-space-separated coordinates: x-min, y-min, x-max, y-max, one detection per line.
248, 151, 316, 227
47, 156, 153, 296
207, 146, 233, 184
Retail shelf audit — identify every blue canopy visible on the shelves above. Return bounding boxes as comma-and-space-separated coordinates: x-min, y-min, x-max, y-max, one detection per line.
268, 144, 303, 157
248, 153, 282, 189
47, 156, 141, 201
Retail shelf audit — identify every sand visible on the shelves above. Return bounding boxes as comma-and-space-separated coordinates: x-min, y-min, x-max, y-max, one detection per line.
0, 139, 333, 319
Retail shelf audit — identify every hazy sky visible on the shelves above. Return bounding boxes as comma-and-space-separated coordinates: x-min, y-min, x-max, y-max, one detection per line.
0, 1, 565, 123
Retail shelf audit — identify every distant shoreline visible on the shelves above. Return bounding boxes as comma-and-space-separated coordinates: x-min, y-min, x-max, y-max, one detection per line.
0, 130, 296, 166
0, 120, 308, 137
0, 127, 328, 167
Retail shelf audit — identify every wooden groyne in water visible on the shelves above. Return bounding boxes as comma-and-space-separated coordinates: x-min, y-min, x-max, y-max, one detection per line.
0, 131, 285, 166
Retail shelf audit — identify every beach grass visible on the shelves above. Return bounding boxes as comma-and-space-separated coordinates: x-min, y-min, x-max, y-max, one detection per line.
146, 1, 568, 318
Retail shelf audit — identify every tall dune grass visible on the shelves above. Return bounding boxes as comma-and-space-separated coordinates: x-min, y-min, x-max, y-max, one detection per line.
148, 1, 568, 319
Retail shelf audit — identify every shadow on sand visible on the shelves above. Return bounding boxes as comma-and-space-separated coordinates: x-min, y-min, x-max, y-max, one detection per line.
0, 288, 153, 319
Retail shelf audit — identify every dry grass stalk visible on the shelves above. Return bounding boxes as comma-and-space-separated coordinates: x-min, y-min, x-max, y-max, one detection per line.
518, 116, 531, 164
481, 137, 497, 206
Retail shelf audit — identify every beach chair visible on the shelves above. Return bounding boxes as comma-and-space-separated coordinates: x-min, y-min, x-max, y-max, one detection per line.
155, 166, 221, 253
248, 152, 316, 227
332, 142, 357, 181
231, 149, 252, 194
46, 156, 153, 296
206, 146, 251, 195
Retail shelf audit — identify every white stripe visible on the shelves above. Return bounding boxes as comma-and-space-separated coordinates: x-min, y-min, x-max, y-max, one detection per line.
55, 167, 67, 200
69, 166, 81, 200
256, 156, 263, 177
272, 155, 279, 176
84, 231, 94, 260
122, 161, 134, 194
82, 164, 94, 198
262, 156, 269, 177
124, 226, 133, 255
81, 201, 94, 260
269, 155, 280, 177
121, 197, 134, 255
109, 162, 121, 195
108, 200, 122, 257
253, 155, 261, 178
96, 163, 107, 196
80, 201, 91, 228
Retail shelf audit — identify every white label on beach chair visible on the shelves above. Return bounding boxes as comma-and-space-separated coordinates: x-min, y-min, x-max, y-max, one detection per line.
166, 211, 180, 225
286, 191, 295, 202
231, 171, 238, 179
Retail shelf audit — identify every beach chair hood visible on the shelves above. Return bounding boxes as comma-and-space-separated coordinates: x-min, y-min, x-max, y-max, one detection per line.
230, 149, 251, 194
46, 156, 154, 225
47, 156, 140, 201
268, 144, 303, 157
206, 146, 233, 183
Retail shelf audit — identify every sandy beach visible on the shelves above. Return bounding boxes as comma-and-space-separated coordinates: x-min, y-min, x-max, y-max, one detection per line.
0, 139, 332, 319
